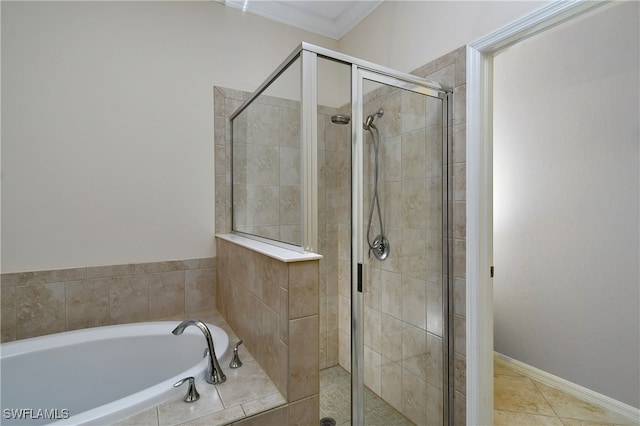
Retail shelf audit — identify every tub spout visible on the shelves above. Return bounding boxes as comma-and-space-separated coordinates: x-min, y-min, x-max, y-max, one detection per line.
172, 319, 226, 385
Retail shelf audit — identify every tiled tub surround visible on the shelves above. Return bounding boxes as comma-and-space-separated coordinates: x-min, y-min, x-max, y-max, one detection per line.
113, 309, 290, 426
1, 257, 215, 342
215, 235, 321, 425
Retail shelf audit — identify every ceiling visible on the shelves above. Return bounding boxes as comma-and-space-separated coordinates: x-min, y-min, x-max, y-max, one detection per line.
219, 1, 384, 40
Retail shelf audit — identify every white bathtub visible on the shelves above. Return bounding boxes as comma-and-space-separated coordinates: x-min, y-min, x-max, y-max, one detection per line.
0, 321, 230, 426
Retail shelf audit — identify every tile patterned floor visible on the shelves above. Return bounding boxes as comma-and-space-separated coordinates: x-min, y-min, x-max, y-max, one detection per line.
494, 357, 637, 426
321, 361, 638, 425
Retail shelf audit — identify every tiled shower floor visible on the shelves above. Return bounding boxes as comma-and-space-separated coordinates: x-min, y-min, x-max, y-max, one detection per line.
320, 366, 413, 426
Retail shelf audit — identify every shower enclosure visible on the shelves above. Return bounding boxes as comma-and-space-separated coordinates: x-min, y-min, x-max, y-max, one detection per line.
229, 43, 453, 425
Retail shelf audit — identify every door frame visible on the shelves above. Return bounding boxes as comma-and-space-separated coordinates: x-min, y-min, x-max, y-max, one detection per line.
465, 1, 610, 424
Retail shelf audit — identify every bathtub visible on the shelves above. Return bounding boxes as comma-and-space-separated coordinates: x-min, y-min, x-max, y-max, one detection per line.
0, 321, 230, 426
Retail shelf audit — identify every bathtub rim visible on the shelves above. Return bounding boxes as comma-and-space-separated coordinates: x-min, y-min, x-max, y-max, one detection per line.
1, 320, 230, 426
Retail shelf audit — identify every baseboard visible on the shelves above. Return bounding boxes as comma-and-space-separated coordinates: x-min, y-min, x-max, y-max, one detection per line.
494, 352, 640, 424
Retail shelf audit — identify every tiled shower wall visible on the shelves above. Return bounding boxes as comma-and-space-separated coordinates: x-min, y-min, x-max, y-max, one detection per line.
214, 87, 343, 372
230, 94, 302, 246
327, 47, 467, 424
0, 258, 216, 342
214, 43, 467, 425
332, 86, 446, 424
414, 46, 467, 424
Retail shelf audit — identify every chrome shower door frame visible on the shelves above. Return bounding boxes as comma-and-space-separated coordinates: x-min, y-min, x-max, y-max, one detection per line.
229, 41, 453, 424
351, 66, 452, 425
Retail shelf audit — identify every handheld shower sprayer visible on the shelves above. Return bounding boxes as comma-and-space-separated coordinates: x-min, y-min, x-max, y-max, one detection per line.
364, 108, 390, 261
364, 108, 384, 130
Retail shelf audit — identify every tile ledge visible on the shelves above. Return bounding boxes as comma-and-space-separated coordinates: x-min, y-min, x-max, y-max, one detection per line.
215, 234, 322, 263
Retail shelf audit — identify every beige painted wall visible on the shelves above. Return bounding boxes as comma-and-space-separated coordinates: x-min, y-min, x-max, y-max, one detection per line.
493, 1, 640, 407
1, 1, 336, 272
2, 1, 546, 273
339, 1, 544, 73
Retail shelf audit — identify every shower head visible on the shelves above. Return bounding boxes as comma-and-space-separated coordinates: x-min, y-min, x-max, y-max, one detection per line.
364, 108, 384, 130
331, 114, 350, 125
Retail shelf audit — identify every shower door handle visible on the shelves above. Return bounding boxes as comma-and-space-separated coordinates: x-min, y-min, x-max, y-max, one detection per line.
357, 263, 363, 293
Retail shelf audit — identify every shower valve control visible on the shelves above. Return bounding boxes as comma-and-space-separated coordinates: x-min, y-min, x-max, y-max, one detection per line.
173, 376, 200, 403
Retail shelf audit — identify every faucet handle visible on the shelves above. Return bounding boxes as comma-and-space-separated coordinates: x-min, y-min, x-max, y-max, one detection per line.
229, 340, 243, 368
173, 376, 200, 403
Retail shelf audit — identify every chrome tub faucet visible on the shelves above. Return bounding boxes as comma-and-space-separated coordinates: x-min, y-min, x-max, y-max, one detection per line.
172, 319, 226, 385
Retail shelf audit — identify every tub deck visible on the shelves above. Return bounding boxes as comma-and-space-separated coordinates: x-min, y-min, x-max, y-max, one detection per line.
112, 309, 286, 426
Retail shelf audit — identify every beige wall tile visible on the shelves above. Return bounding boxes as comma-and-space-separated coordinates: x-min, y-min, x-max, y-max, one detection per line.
402, 369, 428, 424
454, 314, 466, 356
402, 323, 427, 380
86, 264, 130, 279
364, 345, 382, 395
261, 255, 287, 310
242, 252, 266, 300
166, 258, 204, 271
426, 381, 444, 425
401, 228, 428, 280
427, 280, 443, 336
381, 313, 402, 363
454, 390, 467, 426
276, 340, 289, 398
288, 394, 319, 426
149, 270, 185, 319
16, 282, 66, 339
381, 271, 402, 319
1, 287, 17, 342
426, 332, 443, 389
381, 358, 403, 412
402, 275, 426, 330
110, 275, 150, 325
1, 272, 37, 288
66, 279, 110, 330
289, 315, 319, 401
2, 257, 214, 342
130, 261, 165, 275
279, 288, 289, 345
34, 268, 86, 284
454, 353, 466, 395
288, 261, 319, 320
363, 306, 381, 352
185, 268, 215, 313
261, 305, 287, 396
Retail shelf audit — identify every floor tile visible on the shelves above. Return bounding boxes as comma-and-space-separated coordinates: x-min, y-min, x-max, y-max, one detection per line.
494, 374, 557, 417
494, 409, 564, 425
533, 381, 634, 425
559, 419, 629, 426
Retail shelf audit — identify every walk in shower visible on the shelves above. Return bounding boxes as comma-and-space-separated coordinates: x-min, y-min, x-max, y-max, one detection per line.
229, 43, 453, 425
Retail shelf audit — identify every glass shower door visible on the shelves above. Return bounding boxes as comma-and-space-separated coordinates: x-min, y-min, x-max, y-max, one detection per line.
351, 68, 450, 425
